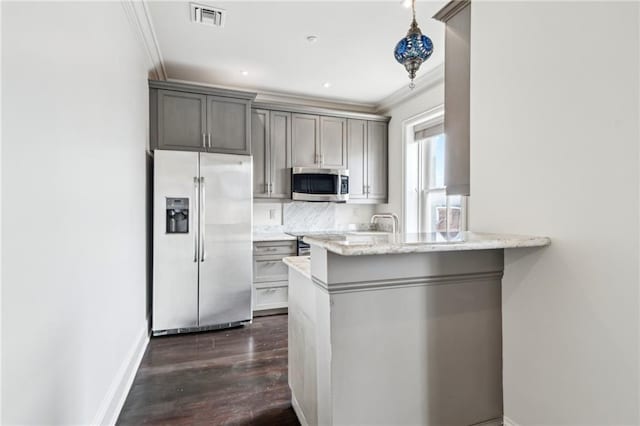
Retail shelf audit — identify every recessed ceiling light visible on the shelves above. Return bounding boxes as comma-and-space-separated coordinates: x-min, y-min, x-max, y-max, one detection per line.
323, 82, 331, 88
401, 0, 412, 8
306, 35, 318, 43
241, 70, 249, 76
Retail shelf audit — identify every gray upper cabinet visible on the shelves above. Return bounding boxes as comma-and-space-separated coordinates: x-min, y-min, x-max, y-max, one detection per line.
366, 121, 388, 201
347, 119, 367, 200
269, 111, 292, 198
346, 120, 388, 203
251, 100, 389, 204
252, 109, 270, 198
206, 96, 251, 155
319, 116, 347, 168
292, 114, 320, 167
252, 109, 292, 199
156, 90, 207, 151
150, 80, 256, 155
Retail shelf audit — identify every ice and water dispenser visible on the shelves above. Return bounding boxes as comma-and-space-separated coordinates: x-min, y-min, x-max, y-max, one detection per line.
166, 197, 189, 234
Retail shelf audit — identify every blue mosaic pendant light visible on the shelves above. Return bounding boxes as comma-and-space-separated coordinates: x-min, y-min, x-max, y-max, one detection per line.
394, 0, 433, 89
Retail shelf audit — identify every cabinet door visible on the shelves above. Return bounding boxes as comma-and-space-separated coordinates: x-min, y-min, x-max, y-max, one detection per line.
367, 121, 388, 201
270, 111, 292, 199
156, 90, 207, 151
320, 116, 347, 168
292, 114, 320, 167
347, 119, 367, 200
251, 109, 270, 198
206, 96, 250, 155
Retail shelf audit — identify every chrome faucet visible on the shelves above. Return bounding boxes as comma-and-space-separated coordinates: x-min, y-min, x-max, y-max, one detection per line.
370, 213, 400, 235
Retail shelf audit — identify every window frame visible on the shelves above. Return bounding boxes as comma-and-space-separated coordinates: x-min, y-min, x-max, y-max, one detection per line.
401, 105, 444, 233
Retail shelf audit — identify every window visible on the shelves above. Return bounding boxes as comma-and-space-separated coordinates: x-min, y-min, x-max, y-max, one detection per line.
404, 107, 467, 235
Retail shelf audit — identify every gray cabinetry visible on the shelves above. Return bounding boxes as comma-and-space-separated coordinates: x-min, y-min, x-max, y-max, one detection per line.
347, 119, 367, 200
319, 116, 347, 168
206, 96, 250, 155
156, 90, 207, 151
366, 121, 388, 201
252, 109, 270, 197
150, 80, 256, 155
270, 111, 292, 198
292, 113, 320, 167
253, 101, 390, 204
252, 240, 297, 314
292, 114, 347, 168
346, 119, 388, 203
252, 109, 292, 199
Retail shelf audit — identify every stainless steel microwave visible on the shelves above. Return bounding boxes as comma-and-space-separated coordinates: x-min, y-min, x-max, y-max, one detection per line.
291, 167, 349, 202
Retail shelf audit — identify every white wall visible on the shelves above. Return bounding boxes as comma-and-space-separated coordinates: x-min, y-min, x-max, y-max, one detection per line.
2, 2, 150, 424
469, 2, 639, 424
378, 80, 444, 229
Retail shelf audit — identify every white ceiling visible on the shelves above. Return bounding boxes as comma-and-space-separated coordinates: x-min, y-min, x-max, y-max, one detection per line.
147, 1, 446, 106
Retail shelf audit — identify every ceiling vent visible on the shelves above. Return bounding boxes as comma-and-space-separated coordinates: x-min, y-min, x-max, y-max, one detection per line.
190, 3, 226, 28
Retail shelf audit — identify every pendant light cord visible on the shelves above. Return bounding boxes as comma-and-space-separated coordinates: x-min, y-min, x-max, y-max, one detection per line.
412, 0, 416, 22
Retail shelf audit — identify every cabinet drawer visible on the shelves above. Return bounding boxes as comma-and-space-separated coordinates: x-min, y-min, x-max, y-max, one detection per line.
254, 286, 288, 311
254, 255, 290, 283
253, 241, 296, 256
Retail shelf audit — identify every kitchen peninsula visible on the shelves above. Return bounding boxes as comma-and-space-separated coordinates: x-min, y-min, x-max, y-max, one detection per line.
284, 232, 550, 426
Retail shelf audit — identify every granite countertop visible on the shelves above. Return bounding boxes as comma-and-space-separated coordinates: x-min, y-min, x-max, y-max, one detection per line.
253, 232, 297, 242
303, 231, 551, 256
283, 256, 311, 278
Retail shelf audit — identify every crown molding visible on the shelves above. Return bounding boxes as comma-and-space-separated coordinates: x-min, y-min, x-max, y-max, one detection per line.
165, 77, 380, 114
255, 90, 378, 114
433, 0, 471, 22
121, 0, 167, 80
375, 64, 444, 114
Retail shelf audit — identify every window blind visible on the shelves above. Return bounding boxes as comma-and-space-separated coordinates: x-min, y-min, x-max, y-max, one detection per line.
414, 121, 444, 141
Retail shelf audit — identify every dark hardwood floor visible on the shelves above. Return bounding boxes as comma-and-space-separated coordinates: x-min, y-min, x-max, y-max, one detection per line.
117, 314, 299, 426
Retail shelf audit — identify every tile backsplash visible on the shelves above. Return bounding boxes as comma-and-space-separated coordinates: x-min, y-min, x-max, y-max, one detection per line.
253, 201, 375, 232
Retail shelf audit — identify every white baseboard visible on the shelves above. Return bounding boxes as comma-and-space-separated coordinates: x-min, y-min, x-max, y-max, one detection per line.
471, 417, 503, 426
290, 393, 309, 426
91, 324, 149, 426
503, 415, 520, 426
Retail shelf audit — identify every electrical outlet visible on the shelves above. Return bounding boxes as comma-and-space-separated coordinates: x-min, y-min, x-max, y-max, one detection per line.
269, 209, 276, 220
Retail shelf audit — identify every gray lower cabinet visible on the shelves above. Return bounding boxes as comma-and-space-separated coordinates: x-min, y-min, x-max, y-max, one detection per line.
253, 240, 297, 314
150, 81, 255, 155
252, 109, 292, 199
346, 119, 388, 203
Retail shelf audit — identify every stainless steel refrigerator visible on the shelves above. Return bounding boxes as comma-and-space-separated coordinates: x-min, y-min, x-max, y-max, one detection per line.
152, 150, 252, 336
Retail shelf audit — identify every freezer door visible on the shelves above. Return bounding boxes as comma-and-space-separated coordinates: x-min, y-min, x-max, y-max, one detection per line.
153, 150, 200, 332
198, 152, 253, 326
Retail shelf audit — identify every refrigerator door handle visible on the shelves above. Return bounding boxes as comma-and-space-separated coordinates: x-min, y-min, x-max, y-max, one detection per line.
200, 176, 206, 262
193, 177, 199, 262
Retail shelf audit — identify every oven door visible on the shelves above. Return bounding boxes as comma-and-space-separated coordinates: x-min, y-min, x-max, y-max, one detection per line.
291, 168, 349, 202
